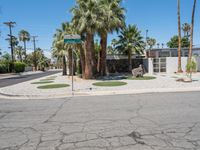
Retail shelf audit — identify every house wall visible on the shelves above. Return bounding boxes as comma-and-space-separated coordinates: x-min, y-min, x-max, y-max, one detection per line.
195, 57, 200, 71
166, 57, 188, 73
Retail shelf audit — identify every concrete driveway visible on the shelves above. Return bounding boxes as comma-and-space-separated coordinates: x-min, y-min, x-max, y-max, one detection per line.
0, 92, 200, 150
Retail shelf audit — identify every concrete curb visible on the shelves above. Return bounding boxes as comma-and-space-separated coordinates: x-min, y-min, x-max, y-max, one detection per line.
0, 87, 200, 100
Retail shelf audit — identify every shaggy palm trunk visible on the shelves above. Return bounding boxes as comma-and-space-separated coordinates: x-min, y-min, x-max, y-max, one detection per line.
62, 55, 67, 76
128, 49, 132, 72
79, 45, 86, 79
100, 33, 107, 76
84, 32, 94, 79
188, 0, 196, 65
24, 41, 27, 61
177, 0, 182, 72
91, 36, 97, 75
68, 48, 73, 76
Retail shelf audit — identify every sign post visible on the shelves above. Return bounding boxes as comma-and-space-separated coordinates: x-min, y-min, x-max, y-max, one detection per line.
64, 35, 81, 92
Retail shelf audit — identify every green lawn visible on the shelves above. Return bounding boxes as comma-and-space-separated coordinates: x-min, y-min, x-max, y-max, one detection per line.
37, 84, 70, 89
31, 81, 54, 84
127, 76, 156, 80
93, 81, 127, 87
40, 79, 55, 81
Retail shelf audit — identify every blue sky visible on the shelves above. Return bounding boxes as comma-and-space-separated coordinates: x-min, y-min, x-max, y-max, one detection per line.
0, 0, 200, 57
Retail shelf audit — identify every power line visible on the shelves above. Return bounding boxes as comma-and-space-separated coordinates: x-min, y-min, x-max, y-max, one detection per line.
31, 36, 38, 70
3, 21, 16, 63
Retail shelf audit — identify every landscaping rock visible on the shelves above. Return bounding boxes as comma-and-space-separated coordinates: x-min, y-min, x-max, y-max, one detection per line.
132, 65, 144, 77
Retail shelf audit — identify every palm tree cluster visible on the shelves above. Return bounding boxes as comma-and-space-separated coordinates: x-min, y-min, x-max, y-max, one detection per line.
177, 0, 197, 74
52, 0, 125, 79
5, 30, 30, 63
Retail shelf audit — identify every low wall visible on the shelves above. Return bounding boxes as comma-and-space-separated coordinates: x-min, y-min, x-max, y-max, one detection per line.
166, 57, 188, 73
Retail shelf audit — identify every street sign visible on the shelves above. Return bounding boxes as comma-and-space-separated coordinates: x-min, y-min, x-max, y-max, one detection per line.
64, 35, 81, 44
64, 35, 82, 93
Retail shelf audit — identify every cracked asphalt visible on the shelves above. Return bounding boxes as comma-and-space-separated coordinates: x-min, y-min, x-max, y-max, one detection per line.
0, 92, 200, 150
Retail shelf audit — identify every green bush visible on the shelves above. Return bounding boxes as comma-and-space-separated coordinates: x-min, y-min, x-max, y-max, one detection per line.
186, 59, 197, 72
14, 62, 26, 73
0, 63, 8, 73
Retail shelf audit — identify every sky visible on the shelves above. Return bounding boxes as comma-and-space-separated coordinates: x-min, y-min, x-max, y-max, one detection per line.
0, 0, 200, 58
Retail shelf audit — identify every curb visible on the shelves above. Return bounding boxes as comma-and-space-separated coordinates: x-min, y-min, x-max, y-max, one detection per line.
0, 87, 200, 99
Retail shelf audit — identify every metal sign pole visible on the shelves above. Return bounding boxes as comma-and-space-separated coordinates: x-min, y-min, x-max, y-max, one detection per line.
64, 34, 81, 94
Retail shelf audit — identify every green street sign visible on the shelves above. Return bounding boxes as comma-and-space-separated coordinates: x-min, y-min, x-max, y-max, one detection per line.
64, 35, 81, 44
64, 39, 81, 44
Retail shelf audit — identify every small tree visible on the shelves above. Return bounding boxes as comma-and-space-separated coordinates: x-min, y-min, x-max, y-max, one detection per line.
186, 58, 197, 79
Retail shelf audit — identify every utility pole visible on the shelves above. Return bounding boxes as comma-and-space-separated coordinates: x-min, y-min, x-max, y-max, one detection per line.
3, 21, 16, 63
32, 36, 38, 71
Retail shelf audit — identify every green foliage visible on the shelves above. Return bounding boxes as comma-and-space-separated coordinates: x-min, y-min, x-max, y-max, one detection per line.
147, 37, 156, 49
93, 81, 127, 87
0, 63, 7, 73
186, 59, 197, 73
127, 76, 156, 80
167, 35, 190, 48
115, 24, 145, 55
14, 61, 26, 73
37, 84, 70, 89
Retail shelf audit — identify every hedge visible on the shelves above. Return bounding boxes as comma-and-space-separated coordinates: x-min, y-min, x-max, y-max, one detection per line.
14, 62, 26, 73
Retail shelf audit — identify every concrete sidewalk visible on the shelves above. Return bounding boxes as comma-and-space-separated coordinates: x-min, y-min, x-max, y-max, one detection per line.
0, 72, 200, 99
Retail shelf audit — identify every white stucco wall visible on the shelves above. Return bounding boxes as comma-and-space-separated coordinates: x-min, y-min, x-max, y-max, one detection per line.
166, 57, 188, 73
148, 58, 153, 75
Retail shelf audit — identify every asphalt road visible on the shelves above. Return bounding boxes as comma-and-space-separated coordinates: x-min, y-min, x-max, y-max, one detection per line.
0, 92, 200, 150
0, 70, 61, 88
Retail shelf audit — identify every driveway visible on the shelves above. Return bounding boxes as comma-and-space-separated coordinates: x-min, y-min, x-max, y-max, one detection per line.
0, 92, 200, 150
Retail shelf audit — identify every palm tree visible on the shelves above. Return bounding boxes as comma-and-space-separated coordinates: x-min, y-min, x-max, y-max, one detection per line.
15, 46, 24, 62
71, 0, 101, 79
52, 29, 68, 75
147, 37, 156, 49
182, 23, 191, 37
177, 0, 182, 72
98, 0, 125, 76
19, 30, 30, 61
188, 0, 197, 68
116, 25, 144, 71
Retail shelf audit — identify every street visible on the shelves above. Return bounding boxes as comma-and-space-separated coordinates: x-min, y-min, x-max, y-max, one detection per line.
0, 92, 200, 150
0, 70, 61, 88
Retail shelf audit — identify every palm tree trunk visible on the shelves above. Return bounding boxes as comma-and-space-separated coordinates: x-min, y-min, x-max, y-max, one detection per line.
62, 55, 67, 76
177, 0, 182, 72
24, 41, 27, 61
68, 48, 73, 76
84, 32, 93, 79
188, 0, 196, 64
91, 35, 97, 75
100, 32, 107, 76
79, 44, 86, 79
128, 49, 132, 72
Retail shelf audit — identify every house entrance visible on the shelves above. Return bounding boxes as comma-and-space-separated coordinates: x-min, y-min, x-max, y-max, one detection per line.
153, 58, 166, 73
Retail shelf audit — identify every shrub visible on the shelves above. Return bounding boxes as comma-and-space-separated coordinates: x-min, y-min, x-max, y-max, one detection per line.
186, 59, 197, 73
0, 63, 8, 73
14, 62, 26, 73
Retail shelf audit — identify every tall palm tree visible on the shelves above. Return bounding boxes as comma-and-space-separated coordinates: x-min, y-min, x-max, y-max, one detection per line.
116, 25, 144, 71
188, 0, 197, 67
147, 37, 156, 49
177, 0, 182, 72
182, 23, 191, 37
15, 46, 24, 62
52, 29, 67, 75
71, 0, 101, 79
19, 30, 30, 61
98, 0, 125, 76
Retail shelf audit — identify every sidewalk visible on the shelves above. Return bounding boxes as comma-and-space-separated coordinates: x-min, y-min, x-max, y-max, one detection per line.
0, 72, 200, 99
